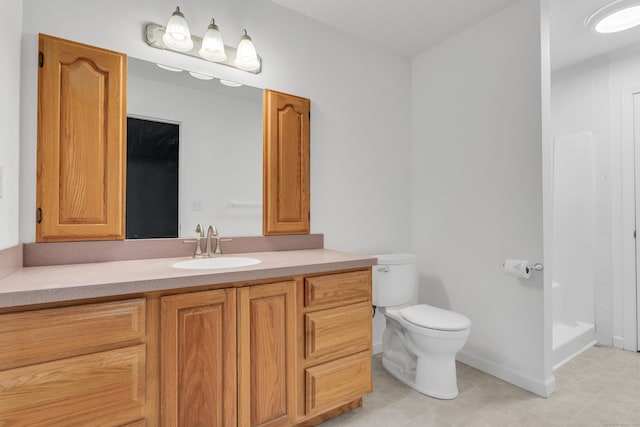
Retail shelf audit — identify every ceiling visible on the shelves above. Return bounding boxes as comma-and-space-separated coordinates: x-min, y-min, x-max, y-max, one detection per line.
268, 0, 640, 70
551, 0, 640, 70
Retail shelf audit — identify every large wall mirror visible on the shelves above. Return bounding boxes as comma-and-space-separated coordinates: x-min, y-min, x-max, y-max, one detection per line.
127, 57, 263, 238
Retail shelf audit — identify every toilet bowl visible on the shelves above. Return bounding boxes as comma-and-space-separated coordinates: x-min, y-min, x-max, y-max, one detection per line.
373, 254, 471, 399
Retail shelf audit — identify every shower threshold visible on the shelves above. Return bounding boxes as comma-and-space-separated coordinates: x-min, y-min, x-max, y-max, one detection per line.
552, 321, 597, 370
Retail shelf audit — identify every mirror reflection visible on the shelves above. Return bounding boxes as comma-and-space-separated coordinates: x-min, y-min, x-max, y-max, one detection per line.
127, 57, 263, 237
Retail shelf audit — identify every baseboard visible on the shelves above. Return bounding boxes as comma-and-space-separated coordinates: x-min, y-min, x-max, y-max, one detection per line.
553, 339, 597, 371
372, 341, 382, 355
457, 350, 555, 398
613, 336, 625, 349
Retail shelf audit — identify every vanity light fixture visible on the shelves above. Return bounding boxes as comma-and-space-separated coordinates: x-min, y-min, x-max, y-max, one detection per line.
145, 6, 262, 74
162, 7, 194, 51
586, 0, 640, 33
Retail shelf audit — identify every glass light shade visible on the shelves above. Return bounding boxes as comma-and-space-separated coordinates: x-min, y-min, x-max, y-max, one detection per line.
199, 19, 227, 62
162, 7, 194, 52
234, 30, 260, 71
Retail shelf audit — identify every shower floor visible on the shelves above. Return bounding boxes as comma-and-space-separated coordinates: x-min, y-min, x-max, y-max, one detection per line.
552, 321, 597, 370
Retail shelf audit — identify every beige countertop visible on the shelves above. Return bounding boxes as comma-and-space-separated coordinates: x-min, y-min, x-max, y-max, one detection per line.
0, 249, 377, 308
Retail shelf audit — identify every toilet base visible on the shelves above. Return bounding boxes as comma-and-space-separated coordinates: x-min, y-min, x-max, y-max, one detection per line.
382, 355, 459, 400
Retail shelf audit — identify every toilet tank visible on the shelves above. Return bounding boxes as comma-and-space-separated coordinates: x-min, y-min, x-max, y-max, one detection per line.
372, 253, 417, 307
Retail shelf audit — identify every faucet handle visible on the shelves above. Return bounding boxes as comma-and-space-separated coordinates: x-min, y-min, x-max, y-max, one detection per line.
195, 224, 204, 237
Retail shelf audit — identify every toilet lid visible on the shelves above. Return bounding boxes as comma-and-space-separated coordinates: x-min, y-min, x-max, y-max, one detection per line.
400, 304, 471, 331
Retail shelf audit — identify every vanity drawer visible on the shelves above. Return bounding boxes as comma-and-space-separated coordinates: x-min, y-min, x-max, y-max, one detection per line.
0, 344, 146, 427
304, 270, 371, 309
305, 351, 372, 416
0, 298, 145, 370
305, 302, 371, 361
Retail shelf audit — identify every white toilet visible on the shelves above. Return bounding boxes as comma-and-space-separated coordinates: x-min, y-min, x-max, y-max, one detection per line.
373, 253, 471, 399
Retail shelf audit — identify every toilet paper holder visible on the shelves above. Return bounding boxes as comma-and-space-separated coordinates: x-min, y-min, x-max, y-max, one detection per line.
502, 261, 544, 271
502, 260, 544, 277
529, 263, 544, 272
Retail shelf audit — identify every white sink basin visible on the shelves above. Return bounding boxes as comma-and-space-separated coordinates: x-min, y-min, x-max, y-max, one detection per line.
172, 257, 261, 270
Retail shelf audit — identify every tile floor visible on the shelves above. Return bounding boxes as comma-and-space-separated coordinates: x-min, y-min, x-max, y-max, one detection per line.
321, 346, 640, 427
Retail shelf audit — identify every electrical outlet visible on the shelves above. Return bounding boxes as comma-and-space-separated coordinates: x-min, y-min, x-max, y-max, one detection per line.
190, 200, 203, 211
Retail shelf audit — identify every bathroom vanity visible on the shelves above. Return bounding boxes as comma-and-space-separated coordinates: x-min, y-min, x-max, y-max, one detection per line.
0, 248, 374, 426
4, 30, 367, 426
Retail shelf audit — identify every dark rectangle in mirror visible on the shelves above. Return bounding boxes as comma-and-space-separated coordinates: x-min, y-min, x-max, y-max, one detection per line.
126, 117, 179, 239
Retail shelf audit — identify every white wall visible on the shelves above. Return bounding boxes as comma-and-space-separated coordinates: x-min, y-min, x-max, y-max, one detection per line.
18, 0, 413, 255
411, 0, 551, 396
0, 0, 22, 250
551, 58, 612, 345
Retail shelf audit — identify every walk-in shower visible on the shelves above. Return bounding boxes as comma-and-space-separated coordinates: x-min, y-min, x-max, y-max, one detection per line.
552, 132, 598, 369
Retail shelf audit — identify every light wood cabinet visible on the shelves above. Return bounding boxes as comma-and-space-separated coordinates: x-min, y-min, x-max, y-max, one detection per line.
263, 90, 310, 235
238, 281, 297, 427
0, 299, 146, 426
37, 34, 126, 242
297, 270, 373, 421
0, 268, 371, 426
161, 289, 237, 427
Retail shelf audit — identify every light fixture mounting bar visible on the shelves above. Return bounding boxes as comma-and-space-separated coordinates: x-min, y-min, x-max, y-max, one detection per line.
145, 23, 262, 74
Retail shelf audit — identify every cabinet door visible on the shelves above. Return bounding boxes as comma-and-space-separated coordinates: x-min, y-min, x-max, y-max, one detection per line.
263, 89, 310, 235
161, 289, 236, 427
238, 281, 297, 427
37, 34, 126, 242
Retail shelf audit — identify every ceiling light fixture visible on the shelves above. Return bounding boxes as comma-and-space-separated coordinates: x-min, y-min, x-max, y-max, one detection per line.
586, 0, 640, 33
145, 6, 262, 74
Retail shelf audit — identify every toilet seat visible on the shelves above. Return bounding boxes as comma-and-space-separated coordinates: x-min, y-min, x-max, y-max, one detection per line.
399, 304, 471, 331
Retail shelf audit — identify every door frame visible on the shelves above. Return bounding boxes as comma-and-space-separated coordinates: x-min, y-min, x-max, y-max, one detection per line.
620, 87, 640, 351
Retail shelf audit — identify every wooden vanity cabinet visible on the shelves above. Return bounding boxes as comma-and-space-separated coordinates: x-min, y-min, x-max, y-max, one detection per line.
36, 34, 126, 242
160, 280, 297, 427
238, 280, 297, 427
0, 299, 147, 426
297, 270, 373, 422
160, 288, 237, 427
263, 90, 311, 236
0, 268, 371, 426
